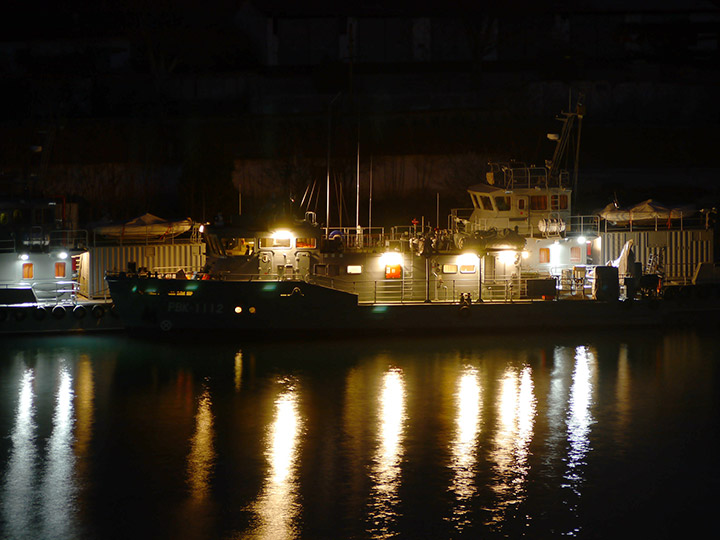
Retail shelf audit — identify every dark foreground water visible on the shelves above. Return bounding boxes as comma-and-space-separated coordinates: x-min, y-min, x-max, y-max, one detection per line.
1, 329, 718, 540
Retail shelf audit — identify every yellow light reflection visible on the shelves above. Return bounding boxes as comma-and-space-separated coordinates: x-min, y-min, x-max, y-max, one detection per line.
234, 351, 243, 392
448, 367, 481, 530
488, 365, 536, 526
251, 379, 303, 539
2, 368, 37, 539
187, 384, 216, 500
616, 345, 631, 435
42, 364, 77, 538
74, 356, 94, 459
368, 368, 406, 537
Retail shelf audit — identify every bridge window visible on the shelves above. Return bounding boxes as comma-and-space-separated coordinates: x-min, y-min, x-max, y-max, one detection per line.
347, 265, 362, 274
259, 237, 291, 248
479, 196, 493, 211
442, 264, 458, 274
494, 196, 511, 211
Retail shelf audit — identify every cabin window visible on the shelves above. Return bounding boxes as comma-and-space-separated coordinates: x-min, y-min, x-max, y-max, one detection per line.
259, 237, 291, 249
570, 246, 582, 263
347, 265, 362, 274
539, 248, 550, 264
224, 237, 255, 255
530, 196, 547, 210
479, 196, 493, 211
494, 196, 511, 211
55, 262, 66, 278
470, 194, 480, 208
518, 199, 526, 211
385, 264, 402, 279
22, 263, 34, 279
460, 265, 476, 274
442, 264, 458, 274
551, 194, 569, 210
296, 237, 317, 249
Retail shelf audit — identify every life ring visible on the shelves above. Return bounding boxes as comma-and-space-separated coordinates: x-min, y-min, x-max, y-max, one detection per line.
459, 305, 471, 317
13, 308, 27, 321
32, 307, 48, 320
91, 305, 105, 319
73, 305, 87, 319
52, 305, 67, 319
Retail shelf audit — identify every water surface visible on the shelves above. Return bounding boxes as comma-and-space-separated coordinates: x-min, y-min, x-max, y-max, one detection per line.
1, 329, 718, 539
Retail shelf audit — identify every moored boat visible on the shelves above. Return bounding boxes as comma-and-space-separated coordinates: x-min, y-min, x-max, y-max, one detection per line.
105, 97, 719, 337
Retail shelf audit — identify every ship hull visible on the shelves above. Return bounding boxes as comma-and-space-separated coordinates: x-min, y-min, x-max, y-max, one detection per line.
106, 276, 719, 338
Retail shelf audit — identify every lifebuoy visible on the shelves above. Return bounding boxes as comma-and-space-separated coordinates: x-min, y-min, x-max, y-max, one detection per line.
13, 308, 27, 321
73, 305, 87, 319
32, 307, 48, 320
52, 305, 67, 319
459, 305, 471, 317
91, 305, 105, 319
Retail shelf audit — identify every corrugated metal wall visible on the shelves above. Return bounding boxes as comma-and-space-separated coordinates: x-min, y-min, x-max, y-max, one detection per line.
85, 243, 205, 299
601, 230, 713, 283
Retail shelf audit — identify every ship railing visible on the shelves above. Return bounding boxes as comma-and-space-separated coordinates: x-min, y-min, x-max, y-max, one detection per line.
308, 275, 567, 304
0, 279, 80, 306
48, 229, 89, 249
322, 227, 386, 249
600, 213, 709, 232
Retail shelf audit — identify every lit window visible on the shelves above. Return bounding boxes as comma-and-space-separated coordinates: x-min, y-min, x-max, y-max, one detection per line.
570, 246, 582, 263
55, 262, 66, 278
442, 264, 458, 274
22, 263, 34, 279
347, 265, 362, 274
551, 194, 569, 210
296, 237, 317, 249
539, 248, 550, 264
530, 196, 547, 210
385, 264, 402, 279
460, 265, 476, 274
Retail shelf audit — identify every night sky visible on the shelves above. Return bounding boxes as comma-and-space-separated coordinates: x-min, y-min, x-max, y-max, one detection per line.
1, 0, 719, 221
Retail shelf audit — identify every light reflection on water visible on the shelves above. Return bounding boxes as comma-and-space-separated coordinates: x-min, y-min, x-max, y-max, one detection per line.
367, 368, 407, 539
245, 377, 303, 539
447, 366, 481, 530
0, 331, 717, 539
487, 365, 536, 528
2, 366, 37, 540
187, 383, 215, 500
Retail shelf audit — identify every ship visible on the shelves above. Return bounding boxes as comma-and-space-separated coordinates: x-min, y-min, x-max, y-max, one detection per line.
105, 97, 720, 337
0, 197, 123, 334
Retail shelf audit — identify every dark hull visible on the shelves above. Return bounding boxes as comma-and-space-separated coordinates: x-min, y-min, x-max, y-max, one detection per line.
106, 276, 720, 338
0, 302, 123, 335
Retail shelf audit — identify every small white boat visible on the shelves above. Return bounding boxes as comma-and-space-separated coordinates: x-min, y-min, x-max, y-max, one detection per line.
93, 214, 193, 240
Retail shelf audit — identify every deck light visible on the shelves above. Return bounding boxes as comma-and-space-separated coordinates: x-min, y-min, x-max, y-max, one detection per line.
380, 252, 403, 268
576, 236, 586, 244
57, 251, 68, 259
18, 253, 29, 261
235, 306, 242, 314
272, 230, 293, 241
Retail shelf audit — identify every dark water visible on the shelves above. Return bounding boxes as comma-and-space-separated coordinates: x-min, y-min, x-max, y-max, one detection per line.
1, 329, 719, 540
